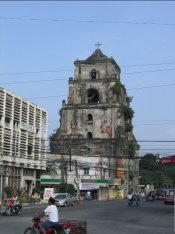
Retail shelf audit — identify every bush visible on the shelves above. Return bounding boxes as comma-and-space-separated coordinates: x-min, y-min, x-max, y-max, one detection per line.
123, 106, 134, 120
4, 186, 14, 198
32, 187, 42, 195
128, 142, 140, 158
125, 123, 133, 132
113, 80, 122, 94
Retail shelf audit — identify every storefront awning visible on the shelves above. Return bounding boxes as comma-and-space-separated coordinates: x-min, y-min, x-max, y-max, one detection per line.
80, 179, 114, 190
40, 178, 61, 185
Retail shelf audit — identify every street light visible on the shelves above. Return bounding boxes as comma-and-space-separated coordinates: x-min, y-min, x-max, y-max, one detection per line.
0, 165, 4, 204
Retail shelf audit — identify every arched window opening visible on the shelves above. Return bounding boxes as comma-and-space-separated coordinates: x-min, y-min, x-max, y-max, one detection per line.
91, 69, 97, 79
87, 132, 92, 139
84, 168, 90, 175
88, 114, 93, 121
87, 89, 99, 104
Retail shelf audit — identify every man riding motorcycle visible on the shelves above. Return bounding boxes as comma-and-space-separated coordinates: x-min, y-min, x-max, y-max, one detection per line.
127, 192, 140, 206
38, 197, 59, 234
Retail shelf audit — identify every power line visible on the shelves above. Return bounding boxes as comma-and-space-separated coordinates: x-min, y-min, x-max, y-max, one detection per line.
45, 138, 175, 143
122, 62, 175, 67
48, 120, 59, 123
28, 95, 67, 100
0, 17, 175, 27
138, 140, 175, 143
0, 65, 175, 78
122, 67, 175, 75
134, 123, 175, 126
134, 119, 175, 122
140, 148, 175, 151
0, 78, 66, 85
2, 79, 175, 92
128, 83, 175, 90
48, 122, 175, 130
0, 69, 73, 76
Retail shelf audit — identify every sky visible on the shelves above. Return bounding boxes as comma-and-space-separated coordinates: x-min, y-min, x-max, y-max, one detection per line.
0, 1, 175, 157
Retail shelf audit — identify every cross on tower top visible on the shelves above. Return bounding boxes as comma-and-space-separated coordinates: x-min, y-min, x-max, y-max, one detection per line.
95, 42, 102, 49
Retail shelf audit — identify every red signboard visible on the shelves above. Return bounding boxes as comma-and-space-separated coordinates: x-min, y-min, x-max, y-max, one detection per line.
159, 155, 175, 165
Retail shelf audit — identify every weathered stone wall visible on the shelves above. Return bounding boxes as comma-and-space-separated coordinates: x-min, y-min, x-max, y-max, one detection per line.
58, 49, 139, 194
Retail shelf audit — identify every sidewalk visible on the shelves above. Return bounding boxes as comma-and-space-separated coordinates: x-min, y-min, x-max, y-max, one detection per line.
21, 200, 47, 208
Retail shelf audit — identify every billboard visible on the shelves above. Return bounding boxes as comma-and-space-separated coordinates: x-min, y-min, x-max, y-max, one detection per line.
43, 188, 54, 201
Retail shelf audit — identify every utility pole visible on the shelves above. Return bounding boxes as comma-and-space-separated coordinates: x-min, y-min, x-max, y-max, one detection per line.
100, 154, 103, 179
75, 160, 80, 199
69, 147, 72, 172
0, 165, 3, 203
64, 161, 68, 185
60, 136, 64, 183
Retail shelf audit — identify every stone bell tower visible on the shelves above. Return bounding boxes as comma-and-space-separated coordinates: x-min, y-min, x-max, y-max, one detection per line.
59, 43, 139, 194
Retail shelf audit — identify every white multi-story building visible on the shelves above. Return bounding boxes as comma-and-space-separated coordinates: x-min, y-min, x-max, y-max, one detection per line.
0, 87, 47, 197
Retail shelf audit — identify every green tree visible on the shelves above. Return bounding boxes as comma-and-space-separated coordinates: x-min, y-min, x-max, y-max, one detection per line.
164, 165, 175, 186
153, 173, 173, 188
59, 183, 76, 196
139, 153, 161, 171
139, 154, 174, 188
140, 174, 153, 186
49, 128, 60, 153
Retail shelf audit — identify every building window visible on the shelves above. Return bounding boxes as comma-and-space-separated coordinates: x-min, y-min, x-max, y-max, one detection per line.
23, 168, 34, 176
84, 168, 90, 175
87, 132, 92, 139
88, 114, 93, 121
91, 69, 97, 79
28, 145, 33, 155
87, 89, 99, 104
86, 114, 93, 125
13, 120, 19, 128
5, 116, 11, 123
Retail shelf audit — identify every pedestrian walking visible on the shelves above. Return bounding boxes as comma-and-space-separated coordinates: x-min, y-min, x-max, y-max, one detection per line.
31, 192, 36, 205
36, 193, 41, 204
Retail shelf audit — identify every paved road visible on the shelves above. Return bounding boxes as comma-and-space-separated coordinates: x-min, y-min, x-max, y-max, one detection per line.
0, 199, 174, 234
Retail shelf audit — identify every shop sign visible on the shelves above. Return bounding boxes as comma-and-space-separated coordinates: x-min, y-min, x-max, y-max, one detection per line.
44, 188, 54, 201
160, 158, 175, 165
79, 183, 99, 190
20, 121, 36, 133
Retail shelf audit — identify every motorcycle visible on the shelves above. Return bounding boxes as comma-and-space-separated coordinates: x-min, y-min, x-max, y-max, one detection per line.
24, 215, 70, 234
1, 199, 22, 216
128, 195, 140, 207
146, 192, 156, 202
84, 194, 92, 201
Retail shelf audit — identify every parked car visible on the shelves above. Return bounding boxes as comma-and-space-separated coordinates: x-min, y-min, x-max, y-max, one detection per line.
155, 189, 166, 200
164, 189, 174, 205
54, 193, 75, 207
146, 191, 156, 201
52, 193, 60, 198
